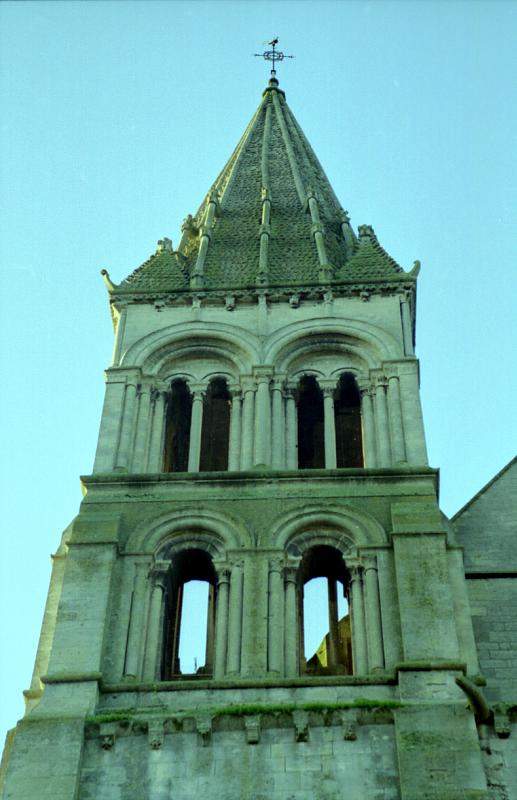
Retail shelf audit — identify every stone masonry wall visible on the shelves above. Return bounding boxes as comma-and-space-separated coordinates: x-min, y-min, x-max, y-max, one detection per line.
467, 578, 517, 701
79, 718, 399, 800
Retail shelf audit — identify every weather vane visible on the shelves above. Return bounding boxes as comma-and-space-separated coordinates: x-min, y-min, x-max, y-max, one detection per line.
254, 37, 294, 79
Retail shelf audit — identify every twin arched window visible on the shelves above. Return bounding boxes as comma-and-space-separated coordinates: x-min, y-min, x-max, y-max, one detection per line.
297, 373, 363, 469
164, 377, 231, 473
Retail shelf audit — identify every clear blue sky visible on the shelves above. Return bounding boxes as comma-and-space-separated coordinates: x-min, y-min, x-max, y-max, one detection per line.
0, 0, 515, 745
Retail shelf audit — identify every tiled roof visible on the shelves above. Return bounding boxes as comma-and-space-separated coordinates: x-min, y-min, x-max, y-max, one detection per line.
118, 79, 410, 293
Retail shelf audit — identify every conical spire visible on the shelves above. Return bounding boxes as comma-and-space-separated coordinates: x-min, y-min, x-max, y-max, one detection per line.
118, 79, 410, 293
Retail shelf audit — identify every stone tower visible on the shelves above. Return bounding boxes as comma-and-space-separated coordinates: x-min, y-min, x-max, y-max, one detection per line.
2, 74, 516, 800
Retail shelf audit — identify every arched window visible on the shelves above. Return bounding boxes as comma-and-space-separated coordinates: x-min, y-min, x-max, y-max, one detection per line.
299, 545, 352, 675
163, 379, 192, 472
335, 373, 363, 468
200, 378, 231, 471
297, 375, 325, 469
161, 548, 216, 679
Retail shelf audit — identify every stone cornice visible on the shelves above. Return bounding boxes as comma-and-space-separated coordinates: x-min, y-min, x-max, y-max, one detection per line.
109, 277, 417, 309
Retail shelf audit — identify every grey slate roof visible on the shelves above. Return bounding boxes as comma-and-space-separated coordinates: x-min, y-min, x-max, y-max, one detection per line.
119, 79, 409, 293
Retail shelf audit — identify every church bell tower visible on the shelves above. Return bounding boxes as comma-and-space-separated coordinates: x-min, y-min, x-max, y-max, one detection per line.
2, 71, 494, 800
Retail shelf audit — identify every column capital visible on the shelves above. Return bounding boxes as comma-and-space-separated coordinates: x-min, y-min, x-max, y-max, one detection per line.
284, 558, 301, 584
347, 558, 364, 581
319, 378, 338, 396
356, 376, 373, 394
149, 569, 168, 590
269, 557, 285, 574
150, 386, 167, 403
283, 381, 298, 398
361, 555, 378, 573
272, 373, 286, 391
213, 562, 231, 585
228, 384, 242, 399
252, 365, 274, 383
188, 382, 207, 399
240, 375, 256, 394
373, 374, 388, 390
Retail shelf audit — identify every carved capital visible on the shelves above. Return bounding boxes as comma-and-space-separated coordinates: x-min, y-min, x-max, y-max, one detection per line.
269, 557, 284, 575
188, 382, 207, 400
252, 366, 274, 384
214, 563, 231, 585
228, 384, 242, 400
319, 379, 338, 397
361, 555, 378, 574
240, 375, 256, 395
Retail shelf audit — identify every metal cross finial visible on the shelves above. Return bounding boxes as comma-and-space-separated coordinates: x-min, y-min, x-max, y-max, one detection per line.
254, 37, 294, 79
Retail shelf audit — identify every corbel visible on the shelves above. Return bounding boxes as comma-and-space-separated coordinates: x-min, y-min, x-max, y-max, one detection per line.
147, 719, 165, 750
196, 714, 213, 747
99, 722, 117, 750
292, 710, 309, 742
493, 705, 511, 739
340, 710, 358, 741
244, 715, 261, 744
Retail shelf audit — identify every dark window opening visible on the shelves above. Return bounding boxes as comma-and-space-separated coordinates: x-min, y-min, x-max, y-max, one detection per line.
335, 373, 363, 468
200, 378, 231, 472
163, 380, 192, 472
299, 545, 352, 675
161, 549, 216, 680
297, 375, 325, 469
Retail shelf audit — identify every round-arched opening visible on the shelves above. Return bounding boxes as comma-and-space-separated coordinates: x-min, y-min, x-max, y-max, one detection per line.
161, 548, 217, 679
163, 379, 192, 472
298, 545, 352, 675
297, 375, 325, 469
200, 377, 231, 472
334, 372, 363, 468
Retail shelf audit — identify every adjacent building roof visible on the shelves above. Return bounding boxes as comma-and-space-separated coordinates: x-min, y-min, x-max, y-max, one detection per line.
117, 77, 415, 293
453, 456, 517, 573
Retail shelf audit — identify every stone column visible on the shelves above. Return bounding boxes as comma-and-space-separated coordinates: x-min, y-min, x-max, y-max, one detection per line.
327, 578, 340, 668
386, 371, 407, 464
115, 377, 138, 471
284, 385, 298, 469
400, 291, 414, 356
320, 380, 337, 469
271, 378, 285, 469
253, 367, 273, 466
240, 377, 256, 470
214, 566, 230, 679
284, 563, 299, 677
142, 568, 167, 682
349, 562, 368, 675
124, 560, 150, 679
363, 556, 385, 672
131, 382, 153, 472
228, 386, 242, 471
187, 385, 205, 472
373, 377, 392, 467
147, 388, 167, 472
268, 558, 284, 675
357, 379, 377, 468
226, 560, 244, 674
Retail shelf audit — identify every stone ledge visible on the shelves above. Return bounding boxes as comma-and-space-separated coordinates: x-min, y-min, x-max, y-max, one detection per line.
82, 466, 438, 489
100, 673, 398, 694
